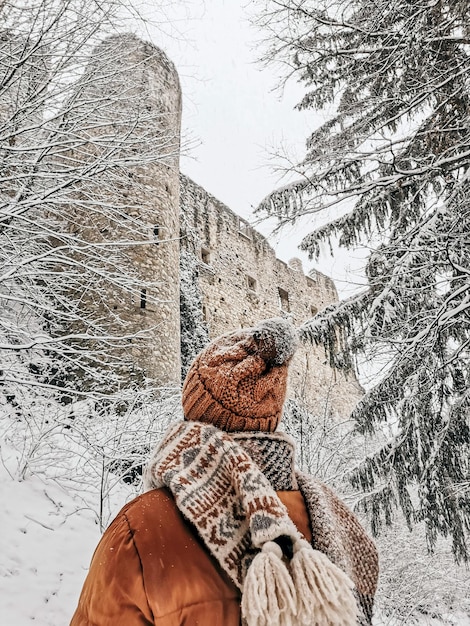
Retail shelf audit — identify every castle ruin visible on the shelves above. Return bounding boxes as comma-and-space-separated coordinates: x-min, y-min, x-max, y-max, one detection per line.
70, 34, 362, 418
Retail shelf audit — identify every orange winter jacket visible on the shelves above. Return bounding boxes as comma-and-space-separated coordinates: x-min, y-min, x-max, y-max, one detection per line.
70, 487, 313, 626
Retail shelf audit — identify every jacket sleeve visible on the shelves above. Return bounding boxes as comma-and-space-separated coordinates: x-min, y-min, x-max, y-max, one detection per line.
70, 511, 154, 626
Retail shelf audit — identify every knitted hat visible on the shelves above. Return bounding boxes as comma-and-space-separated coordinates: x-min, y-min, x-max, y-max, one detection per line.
182, 318, 298, 432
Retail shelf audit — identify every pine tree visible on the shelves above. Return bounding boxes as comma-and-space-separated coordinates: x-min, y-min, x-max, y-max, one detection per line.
256, 0, 470, 560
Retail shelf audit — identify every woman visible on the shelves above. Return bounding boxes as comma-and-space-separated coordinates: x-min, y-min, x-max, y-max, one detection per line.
71, 318, 379, 625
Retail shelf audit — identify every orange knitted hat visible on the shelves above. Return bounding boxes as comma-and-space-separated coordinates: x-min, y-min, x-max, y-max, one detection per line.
182, 318, 298, 432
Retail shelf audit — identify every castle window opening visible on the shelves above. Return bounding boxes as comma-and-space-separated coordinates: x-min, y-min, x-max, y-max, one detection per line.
278, 287, 290, 312
246, 275, 257, 292
153, 225, 160, 242
140, 288, 147, 309
201, 247, 211, 264
202, 305, 208, 321
238, 218, 252, 240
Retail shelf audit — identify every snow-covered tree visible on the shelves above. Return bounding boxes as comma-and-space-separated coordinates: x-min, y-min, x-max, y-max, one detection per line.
180, 248, 210, 379
255, 0, 470, 559
0, 1, 180, 396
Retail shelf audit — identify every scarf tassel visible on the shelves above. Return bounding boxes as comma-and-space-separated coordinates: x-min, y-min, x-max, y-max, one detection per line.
242, 539, 358, 626
291, 540, 358, 626
241, 541, 297, 626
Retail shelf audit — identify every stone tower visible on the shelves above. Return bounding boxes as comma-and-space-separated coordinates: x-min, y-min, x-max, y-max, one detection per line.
64, 34, 182, 387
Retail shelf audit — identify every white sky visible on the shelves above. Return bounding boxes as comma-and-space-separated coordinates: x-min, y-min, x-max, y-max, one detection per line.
133, 0, 369, 296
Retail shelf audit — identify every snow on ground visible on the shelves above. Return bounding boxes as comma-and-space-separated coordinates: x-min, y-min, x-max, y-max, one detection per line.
0, 441, 133, 625
0, 445, 97, 624
0, 391, 174, 625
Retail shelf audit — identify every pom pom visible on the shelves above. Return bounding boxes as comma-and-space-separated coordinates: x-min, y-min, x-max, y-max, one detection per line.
253, 318, 298, 366
290, 540, 358, 626
241, 541, 297, 626
273, 534, 294, 559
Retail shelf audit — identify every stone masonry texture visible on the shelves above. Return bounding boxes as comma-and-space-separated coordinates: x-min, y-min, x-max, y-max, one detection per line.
179, 175, 363, 419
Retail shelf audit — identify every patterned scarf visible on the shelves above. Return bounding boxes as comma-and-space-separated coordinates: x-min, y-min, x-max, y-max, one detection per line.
144, 421, 378, 626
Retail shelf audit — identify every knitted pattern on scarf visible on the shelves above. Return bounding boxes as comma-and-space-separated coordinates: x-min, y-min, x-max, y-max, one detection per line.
144, 421, 378, 625
295, 474, 378, 625
233, 433, 378, 624
144, 421, 302, 586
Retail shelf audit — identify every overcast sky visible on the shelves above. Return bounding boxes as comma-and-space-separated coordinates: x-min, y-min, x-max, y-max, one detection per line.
133, 0, 368, 296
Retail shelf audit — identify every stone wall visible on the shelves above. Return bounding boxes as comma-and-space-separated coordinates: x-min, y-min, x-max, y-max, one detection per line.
67, 34, 362, 416
180, 175, 363, 418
